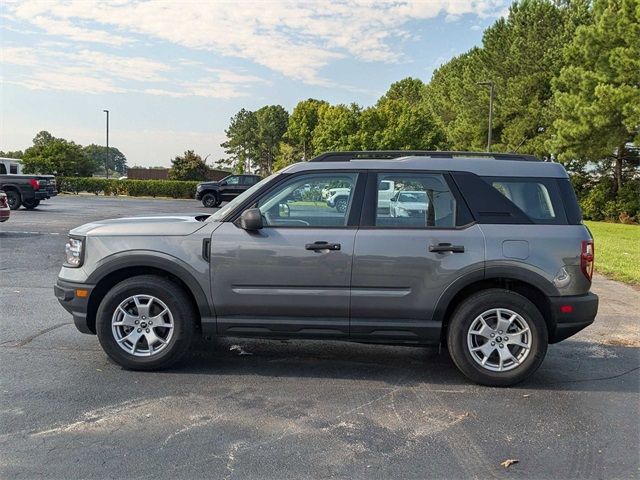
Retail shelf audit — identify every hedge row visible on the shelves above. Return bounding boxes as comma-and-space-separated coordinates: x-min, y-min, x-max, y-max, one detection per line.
57, 177, 199, 199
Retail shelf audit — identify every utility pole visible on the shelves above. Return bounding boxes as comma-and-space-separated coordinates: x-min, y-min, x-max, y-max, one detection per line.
477, 81, 494, 152
103, 109, 109, 178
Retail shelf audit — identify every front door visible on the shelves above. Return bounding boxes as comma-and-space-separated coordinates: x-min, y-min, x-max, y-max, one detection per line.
350, 171, 485, 343
210, 171, 362, 338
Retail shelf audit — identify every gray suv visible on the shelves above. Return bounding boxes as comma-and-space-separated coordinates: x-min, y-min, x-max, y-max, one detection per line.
55, 151, 598, 386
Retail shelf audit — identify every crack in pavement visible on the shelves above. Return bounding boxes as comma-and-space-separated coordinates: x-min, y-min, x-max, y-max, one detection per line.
1, 322, 71, 347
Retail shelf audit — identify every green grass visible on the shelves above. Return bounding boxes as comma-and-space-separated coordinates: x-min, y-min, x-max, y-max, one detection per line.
585, 221, 640, 285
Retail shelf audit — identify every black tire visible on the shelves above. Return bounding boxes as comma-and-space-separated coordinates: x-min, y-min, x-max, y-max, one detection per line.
96, 275, 197, 370
22, 198, 40, 210
446, 289, 548, 387
335, 197, 348, 214
202, 192, 219, 208
6, 190, 21, 210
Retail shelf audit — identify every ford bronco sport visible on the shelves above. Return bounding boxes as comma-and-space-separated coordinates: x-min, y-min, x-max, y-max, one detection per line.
55, 151, 598, 386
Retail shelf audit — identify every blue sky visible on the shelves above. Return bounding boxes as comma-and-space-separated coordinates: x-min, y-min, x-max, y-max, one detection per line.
1, 1, 508, 167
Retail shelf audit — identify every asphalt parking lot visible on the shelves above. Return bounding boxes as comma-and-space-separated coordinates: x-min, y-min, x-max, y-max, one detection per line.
1, 195, 639, 479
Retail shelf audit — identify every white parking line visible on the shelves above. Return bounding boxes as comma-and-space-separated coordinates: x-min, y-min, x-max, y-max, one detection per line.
0, 230, 61, 235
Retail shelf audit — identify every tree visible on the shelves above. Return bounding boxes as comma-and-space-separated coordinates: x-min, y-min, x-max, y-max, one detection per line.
220, 109, 259, 173
254, 105, 289, 174
357, 78, 446, 150
550, 0, 640, 194
427, 1, 591, 155
0, 150, 24, 159
83, 144, 128, 175
21, 131, 97, 176
284, 99, 328, 161
312, 103, 362, 153
168, 150, 209, 181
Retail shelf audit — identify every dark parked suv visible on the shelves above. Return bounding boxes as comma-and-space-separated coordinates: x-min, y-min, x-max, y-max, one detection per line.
196, 174, 261, 207
55, 151, 598, 386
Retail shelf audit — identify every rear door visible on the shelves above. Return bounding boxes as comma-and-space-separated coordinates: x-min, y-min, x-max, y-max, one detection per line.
210, 171, 364, 338
350, 171, 485, 343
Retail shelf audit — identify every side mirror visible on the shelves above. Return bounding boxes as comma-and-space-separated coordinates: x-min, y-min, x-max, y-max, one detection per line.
279, 203, 290, 217
237, 208, 263, 231
220, 180, 227, 186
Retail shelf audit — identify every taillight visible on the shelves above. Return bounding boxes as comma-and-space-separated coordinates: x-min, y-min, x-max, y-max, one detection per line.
0, 196, 7, 208
581, 240, 594, 280
29, 178, 40, 190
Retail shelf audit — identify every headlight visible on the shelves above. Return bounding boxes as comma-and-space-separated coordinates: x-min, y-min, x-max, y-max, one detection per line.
64, 237, 84, 267
196, 184, 203, 191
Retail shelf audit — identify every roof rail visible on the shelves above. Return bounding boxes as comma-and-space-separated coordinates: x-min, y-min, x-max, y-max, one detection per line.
309, 150, 541, 162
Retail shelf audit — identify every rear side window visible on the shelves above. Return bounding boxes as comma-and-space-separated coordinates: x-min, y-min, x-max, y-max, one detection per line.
375, 173, 457, 228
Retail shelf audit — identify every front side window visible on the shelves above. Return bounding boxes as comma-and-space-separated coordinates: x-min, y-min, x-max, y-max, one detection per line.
258, 173, 358, 227
225, 176, 240, 185
376, 173, 457, 228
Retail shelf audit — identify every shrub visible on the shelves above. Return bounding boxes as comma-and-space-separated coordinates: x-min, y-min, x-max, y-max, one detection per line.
56, 177, 198, 199
578, 177, 640, 223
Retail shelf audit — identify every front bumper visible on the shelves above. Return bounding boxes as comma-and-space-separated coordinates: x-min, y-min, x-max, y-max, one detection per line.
549, 292, 599, 343
54, 278, 96, 334
195, 190, 204, 200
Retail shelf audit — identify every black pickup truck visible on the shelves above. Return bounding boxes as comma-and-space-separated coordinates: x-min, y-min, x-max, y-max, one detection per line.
0, 174, 57, 210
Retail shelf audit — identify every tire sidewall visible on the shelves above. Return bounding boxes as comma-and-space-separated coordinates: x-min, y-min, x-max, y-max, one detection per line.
447, 289, 548, 387
202, 193, 217, 208
23, 198, 40, 209
6, 191, 21, 210
96, 276, 195, 370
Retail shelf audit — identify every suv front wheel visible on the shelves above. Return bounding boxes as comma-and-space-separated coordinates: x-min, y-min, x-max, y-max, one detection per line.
202, 193, 220, 208
447, 289, 548, 387
96, 275, 196, 370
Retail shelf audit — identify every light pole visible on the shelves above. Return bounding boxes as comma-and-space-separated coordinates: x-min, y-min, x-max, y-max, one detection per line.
103, 109, 109, 178
477, 81, 494, 152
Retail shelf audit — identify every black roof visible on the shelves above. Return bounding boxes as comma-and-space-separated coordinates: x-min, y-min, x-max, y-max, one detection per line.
309, 151, 541, 162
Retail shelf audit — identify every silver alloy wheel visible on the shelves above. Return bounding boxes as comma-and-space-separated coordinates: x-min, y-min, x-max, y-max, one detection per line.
111, 295, 175, 357
466, 308, 532, 372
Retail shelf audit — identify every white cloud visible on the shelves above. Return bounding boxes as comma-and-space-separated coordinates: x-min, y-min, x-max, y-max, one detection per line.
1, 45, 265, 98
3, 0, 508, 84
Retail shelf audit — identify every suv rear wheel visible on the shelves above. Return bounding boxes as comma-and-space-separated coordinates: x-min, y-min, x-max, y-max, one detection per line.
202, 192, 220, 208
447, 289, 548, 387
96, 275, 196, 370
22, 198, 40, 210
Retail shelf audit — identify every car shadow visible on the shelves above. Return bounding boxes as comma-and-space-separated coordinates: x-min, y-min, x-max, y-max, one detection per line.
151, 336, 639, 393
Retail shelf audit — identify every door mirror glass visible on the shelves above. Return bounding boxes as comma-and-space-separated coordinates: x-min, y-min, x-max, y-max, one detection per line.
279, 203, 290, 217
237, 208, 263, 230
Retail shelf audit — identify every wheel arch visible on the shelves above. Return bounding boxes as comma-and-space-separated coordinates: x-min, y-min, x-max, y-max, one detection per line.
85, 254, 211, 334
435, 268, 557, 344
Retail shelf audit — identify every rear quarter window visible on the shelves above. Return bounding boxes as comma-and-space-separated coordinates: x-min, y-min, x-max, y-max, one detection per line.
481, 176, 567, 225
450, 172, 570, 225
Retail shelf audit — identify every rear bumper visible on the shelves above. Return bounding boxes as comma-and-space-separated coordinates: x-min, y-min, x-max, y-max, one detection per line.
54, 278, 95, 334
34, 189, 57, 200
0, 209, 9, 222
549, 292, 599, 343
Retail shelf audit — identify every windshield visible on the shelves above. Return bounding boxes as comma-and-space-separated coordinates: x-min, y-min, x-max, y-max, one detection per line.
207, 173, 279, 222
399, 192, 427, 203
